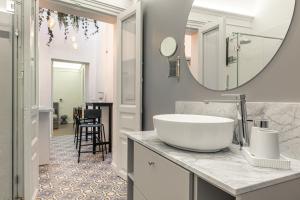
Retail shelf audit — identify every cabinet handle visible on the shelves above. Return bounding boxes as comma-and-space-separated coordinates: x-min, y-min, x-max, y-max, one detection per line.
148, 161, 155, 166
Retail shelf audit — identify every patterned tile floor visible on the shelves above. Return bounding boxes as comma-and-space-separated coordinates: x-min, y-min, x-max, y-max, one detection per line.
36, 135, 127, 200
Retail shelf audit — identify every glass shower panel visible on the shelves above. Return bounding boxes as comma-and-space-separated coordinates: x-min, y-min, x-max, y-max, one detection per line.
237, 34, 282, 86
0, 11, 13, 200
121, 14, 136, 105
227, 33, 238, 89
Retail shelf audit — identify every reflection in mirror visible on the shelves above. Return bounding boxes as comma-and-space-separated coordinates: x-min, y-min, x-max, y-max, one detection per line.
185, 0, 295, 91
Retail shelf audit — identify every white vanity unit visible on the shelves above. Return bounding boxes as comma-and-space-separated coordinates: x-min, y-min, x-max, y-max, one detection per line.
126, 131, 300, 200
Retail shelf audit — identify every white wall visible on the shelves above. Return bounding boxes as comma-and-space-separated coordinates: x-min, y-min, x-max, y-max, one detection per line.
254, 0, 295, 38
39, 16, 114, 108
0, 0, 6, 11
193, 0, 258, 16
185, 32, 202, 84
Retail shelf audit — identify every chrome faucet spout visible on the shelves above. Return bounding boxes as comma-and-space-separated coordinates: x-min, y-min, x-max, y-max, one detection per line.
204, 100, 240, 104
205, 94, 249, 148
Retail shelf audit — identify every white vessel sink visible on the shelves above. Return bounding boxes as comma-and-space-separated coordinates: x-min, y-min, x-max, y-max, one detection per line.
153, 114, 235, 152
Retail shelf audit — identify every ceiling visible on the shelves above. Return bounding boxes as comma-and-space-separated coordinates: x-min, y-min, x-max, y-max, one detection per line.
193, 0, 259, 17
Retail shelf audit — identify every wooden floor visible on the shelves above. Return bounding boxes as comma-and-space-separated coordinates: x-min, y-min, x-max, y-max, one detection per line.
53, 123, 74, 137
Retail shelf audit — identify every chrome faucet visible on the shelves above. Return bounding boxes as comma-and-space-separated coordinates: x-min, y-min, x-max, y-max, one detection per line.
204, 94, 249, 149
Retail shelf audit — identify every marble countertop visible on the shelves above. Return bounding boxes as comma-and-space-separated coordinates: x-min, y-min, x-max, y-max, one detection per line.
127, 131, 300, 196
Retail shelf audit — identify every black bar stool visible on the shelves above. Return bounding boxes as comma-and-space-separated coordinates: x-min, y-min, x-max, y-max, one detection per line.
77, 109, 107, 163
73, 107, 83, 144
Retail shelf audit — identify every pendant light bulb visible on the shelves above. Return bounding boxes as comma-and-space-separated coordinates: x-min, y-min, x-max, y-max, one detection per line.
48, 17, 56, 30
71, 36, 76, 42
72, 42, 79, 50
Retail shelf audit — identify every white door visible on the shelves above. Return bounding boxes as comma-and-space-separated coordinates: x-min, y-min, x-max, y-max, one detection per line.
203, 27, 220, 89
0, 11, 13, 200
115, 1, 142, 179
201, 18, 226, 90
23, 0, 40, 199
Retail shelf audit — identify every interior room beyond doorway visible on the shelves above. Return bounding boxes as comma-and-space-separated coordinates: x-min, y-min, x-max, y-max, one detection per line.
52, 60, 86, 136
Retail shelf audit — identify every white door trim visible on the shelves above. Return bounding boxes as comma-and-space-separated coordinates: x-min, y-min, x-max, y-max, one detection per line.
113, 1, 143, 180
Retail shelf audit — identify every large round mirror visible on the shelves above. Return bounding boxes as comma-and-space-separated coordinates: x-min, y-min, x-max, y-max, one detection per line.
185, 0, 295, 91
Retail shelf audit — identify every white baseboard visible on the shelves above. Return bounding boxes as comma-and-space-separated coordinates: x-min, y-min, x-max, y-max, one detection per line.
111, 161, 118, 172
111, 162, 127, 180
118, 169, 127, 180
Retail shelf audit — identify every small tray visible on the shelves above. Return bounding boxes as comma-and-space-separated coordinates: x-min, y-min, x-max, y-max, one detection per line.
242, 147, 291, 170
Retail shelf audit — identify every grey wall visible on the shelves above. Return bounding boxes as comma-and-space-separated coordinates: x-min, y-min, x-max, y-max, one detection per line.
143, 0, 300, 130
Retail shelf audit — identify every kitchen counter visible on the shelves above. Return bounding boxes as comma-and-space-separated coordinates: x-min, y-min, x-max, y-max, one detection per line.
126, 131, 300, 196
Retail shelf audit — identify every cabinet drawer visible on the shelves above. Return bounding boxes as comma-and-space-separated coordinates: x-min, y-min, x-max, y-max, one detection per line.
134, 142, 192, 200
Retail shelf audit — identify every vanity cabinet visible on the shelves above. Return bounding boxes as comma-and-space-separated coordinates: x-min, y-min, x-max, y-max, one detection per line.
127, 137, 300, 200
128, 140, 233, 200
133, 186, 147, 200
132, 142, 192, 200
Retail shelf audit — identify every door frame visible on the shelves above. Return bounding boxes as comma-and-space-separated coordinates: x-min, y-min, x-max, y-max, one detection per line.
114, 1, 143, 179
18, 0, 138, 198
200, 17, 226, 90
39, 0, 122, 140
20, 0, 40, 199
50, 59, 89, 128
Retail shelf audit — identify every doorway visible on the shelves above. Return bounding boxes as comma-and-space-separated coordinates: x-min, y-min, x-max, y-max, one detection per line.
7, 0, 143, 198
52, 60, 87, 136
36, 2, 128, 199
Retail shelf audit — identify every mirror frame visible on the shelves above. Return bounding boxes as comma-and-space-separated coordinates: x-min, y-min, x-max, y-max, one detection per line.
160, 37, 178, 57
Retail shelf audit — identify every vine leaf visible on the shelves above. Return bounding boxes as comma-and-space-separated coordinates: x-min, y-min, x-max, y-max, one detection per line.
46, 9, 54, 46
40, 9, 101, 46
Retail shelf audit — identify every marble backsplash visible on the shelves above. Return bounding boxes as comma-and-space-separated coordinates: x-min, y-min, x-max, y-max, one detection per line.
176, 101, 300, 160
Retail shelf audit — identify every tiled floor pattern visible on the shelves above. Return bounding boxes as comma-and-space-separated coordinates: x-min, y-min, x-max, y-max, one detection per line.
36, 135, 127, 200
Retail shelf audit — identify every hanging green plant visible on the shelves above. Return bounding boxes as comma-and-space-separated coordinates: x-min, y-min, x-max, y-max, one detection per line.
62, 14, 70, 40
39, 8, 45, 30
46, 9, 54, 46
70, 15, 80, 32
91, 20, 100, 36
81, 17, 89, 39
57, 12, 65, 29
84, 18, 89, 39
39, 8, 101, 46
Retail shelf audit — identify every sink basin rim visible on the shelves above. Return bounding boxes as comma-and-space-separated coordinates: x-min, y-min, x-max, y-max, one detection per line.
153, 114, 234, 124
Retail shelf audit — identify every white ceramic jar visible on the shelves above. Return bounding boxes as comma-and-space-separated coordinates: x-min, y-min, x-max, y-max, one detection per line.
250, 128, 280, 159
